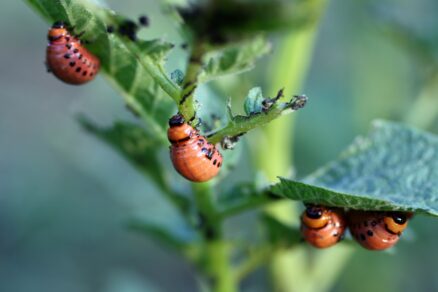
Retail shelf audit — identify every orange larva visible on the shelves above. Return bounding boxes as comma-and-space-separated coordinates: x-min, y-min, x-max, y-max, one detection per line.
300, 205, 346, 248
168, 114, 223, 182
46, 21, 100, 85
348, 211, 410, 250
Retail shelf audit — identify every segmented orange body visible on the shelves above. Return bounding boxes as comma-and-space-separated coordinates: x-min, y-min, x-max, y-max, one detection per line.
300, 205, 346, 248
348, 211, 410, 250
46, 22, 100, 85
168, 114, 222, 182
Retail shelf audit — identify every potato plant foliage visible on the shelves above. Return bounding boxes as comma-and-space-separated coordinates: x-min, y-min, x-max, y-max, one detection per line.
26, 0, 438, 291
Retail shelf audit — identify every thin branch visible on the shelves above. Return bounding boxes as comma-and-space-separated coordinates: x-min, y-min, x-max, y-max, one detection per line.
208, 95, 308, 145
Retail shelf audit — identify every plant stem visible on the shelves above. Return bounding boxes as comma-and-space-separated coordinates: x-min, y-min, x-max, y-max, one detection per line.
139, 56, 181, 102
208, 95, 308, 145
179, 42, 207, 121
192, 183, 237, 292
253, 1, 352, 292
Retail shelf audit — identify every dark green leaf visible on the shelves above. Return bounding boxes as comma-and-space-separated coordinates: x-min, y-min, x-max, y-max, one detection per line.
271, 121, 438, 216
80, 118, 166, 184
25, 0, 180, 130
199, 36, 271, 83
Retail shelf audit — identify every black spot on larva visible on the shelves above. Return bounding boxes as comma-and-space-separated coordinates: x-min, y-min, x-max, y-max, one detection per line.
82, 71, 88, 76
69, 61, 76, 67
78, 54, 83, 60
65, 37, 71, 42
90, 73, 94, 77
360, 234, 366, 241
367, 230, 373, 237
213, 159, 217, 165
371, 221, 377, 227
217, 162, 221, 167
206, 149, 214, 160
76, 67, 82, 73
201, 147, 208, 154
64, 53, 71, 59
333, 232, 339, 237
66, 43, 72, 49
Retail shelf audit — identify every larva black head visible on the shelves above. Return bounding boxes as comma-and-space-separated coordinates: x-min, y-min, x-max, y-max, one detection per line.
383, 212, 410, 235
48, 22, 69, 42
169, 114, 186, 127
391, 213, 407, 225
305, 206, 323, 219
52, 21, 66, 29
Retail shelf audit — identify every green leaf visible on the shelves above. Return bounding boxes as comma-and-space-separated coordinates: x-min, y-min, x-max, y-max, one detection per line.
136, 39, 175, 62
79, 118, 190, 212
79, 118, 165, 184
243, 87, 265, 115
199, 36, 271, 83
271, 120, 438, 216
218, 183, 282, 218
25, 0, 180, 130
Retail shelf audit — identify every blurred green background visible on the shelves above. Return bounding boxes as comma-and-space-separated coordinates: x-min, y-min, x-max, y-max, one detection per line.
1, 0, 438, 291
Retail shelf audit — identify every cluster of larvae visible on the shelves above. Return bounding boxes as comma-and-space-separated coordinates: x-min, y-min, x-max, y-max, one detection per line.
301, 205, 411, 250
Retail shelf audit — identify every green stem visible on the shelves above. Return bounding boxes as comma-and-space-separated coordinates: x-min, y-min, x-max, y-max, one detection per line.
192, 183, 237, 292
208, 95, 307, 145
139, 56, 181, 102
179, 42, 207, 121
253, 1, 353, 292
